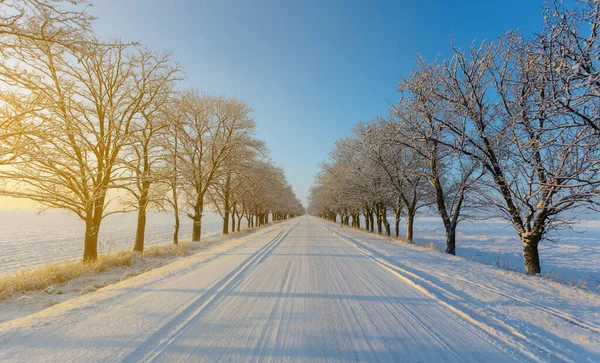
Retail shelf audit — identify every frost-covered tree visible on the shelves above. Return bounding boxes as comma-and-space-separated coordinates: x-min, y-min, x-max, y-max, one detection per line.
120, 57, 181, 253
176, 93, 256, 242
428, 37, 600, 274
0, 38, 171, 262
391, 61, 484, 254
541, 0, 600, 134
0, 0, 93, 165
357, 120, 430, 241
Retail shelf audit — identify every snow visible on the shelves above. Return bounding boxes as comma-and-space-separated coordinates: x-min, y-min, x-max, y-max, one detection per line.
0, 210, 223, 275
0, 231, 228, 325
0, 216, 598, 362
361, 216, 600, 289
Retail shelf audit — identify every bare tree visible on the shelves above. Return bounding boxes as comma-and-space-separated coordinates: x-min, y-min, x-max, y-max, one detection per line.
392, 61, 483, 254
0, 0, 92, 47
0, 0, 92, 165
161, 95, 186, 245
177, 93, 255, 242
357, 120, 430, 241
208, 137, 266, 234
430, 38, 600, 274
542, 0, 600, 134
120, 52, 180, 252
0, 37, 172, 262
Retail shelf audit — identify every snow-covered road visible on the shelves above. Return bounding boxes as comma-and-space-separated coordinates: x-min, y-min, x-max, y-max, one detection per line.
1, 216, 598, 362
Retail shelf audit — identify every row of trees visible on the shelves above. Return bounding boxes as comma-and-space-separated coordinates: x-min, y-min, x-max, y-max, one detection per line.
309, 0, 600, 275
0, 0, 303, 262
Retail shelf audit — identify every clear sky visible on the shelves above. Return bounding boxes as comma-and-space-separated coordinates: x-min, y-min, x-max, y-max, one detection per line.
0, 0, 549, 209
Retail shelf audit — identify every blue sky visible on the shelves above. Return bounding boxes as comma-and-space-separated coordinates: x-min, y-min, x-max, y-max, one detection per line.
90, 0, 546, 205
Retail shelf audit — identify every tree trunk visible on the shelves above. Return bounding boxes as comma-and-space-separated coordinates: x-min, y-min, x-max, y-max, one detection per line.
173, 211, 180, 245
383, 216, 391, 237
83, 192, 105, 263
369, 211, 375, 233
133, 206, 147, 253
222, 172, 231, 235
445, 223, 456, 255
394, 195, 402, 239
133, 184, 149, 253
522, 233, 542, 275
83, 219, 100, 263
192, 200, 203, 242
222, 210, 229, 235
231, 207, 236, 233
405, 209, 415, 243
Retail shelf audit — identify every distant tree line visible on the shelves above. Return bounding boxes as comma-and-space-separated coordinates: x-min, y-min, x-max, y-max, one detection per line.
0, 0, 304, 262
309, 0, 600, 275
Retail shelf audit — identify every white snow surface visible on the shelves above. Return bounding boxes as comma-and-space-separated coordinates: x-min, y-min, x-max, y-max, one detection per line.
0, 210, 223, 275
0, 216, 598, 362
361, 216, 600, 288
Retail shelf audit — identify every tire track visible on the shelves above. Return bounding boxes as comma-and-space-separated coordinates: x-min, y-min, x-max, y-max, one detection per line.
428, 271, 600, 334
320, 223, 556, 363
123, 221, 298, 362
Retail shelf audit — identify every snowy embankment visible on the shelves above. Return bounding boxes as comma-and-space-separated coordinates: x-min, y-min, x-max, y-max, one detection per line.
0, 210, 223, 275
0, 216, 598, 362
326, 220, 600, 361
360, 216, 600, 289
0, 217, 258, 325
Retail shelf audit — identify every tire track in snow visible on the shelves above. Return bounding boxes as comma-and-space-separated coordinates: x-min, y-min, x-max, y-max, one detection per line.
250, 250, 295, 357
124, 221, 299, 362
428, 271, 600, 334
320, 222, 558, 363
322, 227, 488, 362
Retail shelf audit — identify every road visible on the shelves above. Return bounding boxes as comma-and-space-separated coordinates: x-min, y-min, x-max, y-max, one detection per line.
0, 216, 536, 362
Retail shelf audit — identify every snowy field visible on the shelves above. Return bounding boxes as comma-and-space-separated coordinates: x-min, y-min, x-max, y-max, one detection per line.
0, 210, 223, 275
356, 216, 600, 289
0, 216, 598, 362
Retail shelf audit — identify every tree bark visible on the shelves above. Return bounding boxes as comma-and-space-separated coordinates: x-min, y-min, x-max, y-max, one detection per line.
522, 233, 542, 275
83, 192, 106, 262
133, 183, 149, 253
173, 211, 180, 245
445, 222, 456, 255
133, 206, 147, 253
383, 214, 391, 237
83, 219, 100, 263
405, 209, 415, 243
375, 205, 383, 234
191, 199, 203, 242
171, 181, 180, 245
222, 171, 231, 235
231, 205, 236, 233
222, 210, 229, 235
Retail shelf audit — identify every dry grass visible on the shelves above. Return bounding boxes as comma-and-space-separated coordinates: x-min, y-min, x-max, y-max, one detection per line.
144, 243, 188, 257
419, 242, 439, 251
0, 242, 190, 301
